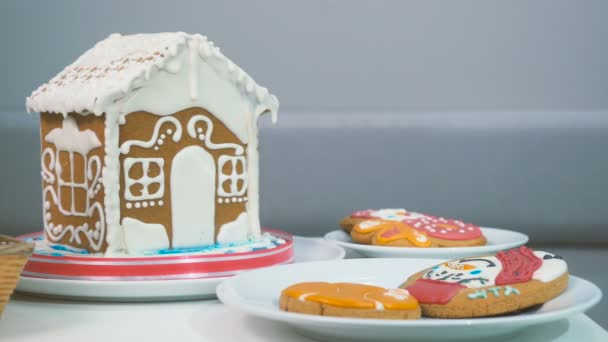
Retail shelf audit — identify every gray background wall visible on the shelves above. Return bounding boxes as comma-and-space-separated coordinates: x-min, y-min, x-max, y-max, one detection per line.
0, 0, 607, 325
1, 0, 607, 240
2, 0, 608, 110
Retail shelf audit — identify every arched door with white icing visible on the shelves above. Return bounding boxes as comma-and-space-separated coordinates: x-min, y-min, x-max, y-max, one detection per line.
170, 145, 216, 247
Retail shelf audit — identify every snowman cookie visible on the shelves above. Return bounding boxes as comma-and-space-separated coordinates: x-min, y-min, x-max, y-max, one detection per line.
341, 208, 486, 247
280, 282, 421, 319
401, 246, 569, 318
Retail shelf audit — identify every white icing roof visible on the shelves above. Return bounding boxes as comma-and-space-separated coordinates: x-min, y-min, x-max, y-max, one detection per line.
26, 32, 278, 118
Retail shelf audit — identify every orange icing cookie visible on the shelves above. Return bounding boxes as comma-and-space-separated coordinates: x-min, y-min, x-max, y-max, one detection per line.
352, 220, 393, 234
281, 282, 419, 310
374, 222, 432, 247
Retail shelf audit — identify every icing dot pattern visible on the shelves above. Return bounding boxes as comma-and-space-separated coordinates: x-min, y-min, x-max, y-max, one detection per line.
126, 200, 163, 209
351, 208, 482, 241
218, 197, 247, 204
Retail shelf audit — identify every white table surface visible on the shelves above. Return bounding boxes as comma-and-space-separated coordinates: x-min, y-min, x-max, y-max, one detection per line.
1, 295, 607, 342
1, 243, 607, 342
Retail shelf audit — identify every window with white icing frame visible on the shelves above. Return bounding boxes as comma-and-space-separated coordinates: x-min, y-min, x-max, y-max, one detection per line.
218, 155, 247, 197
124, 158, 165, 202
57, 152, 89, 216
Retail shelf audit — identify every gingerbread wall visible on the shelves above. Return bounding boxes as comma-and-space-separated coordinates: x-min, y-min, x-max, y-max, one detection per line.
119, 107, 247, 247
40, 112, 107, 252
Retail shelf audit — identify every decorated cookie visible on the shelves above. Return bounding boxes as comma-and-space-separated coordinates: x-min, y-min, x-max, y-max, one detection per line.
407, 216, 486, 247
401, 246, 569, 318
350, 220, 390, 244
280, 282, 421, 319
369, 221, 432, 248
340, 208, 486, 247
340, 209, 430, 232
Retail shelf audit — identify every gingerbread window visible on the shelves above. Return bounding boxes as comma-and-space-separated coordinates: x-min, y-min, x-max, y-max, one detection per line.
124, 158, 165, 201
56, 151, 89, 215
218, 155, 247, 197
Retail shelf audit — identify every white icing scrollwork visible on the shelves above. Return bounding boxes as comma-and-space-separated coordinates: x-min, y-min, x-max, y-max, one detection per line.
41, 116, 106, 252
41, 147, 56, 184
43, 184, 106, 252
186, 114, 244, 155
119, 116, 183, 154
87, 155, 102, 199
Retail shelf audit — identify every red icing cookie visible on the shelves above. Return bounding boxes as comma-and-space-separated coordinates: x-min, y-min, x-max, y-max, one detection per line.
348, 209, 482, 241
401, 246, 569, 318
350, 210, 375, 219
405, 279, 465, 305
495, 246, 542, 285
408, 216, 482, 241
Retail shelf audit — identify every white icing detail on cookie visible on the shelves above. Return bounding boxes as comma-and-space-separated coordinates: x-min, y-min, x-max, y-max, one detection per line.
423, 257, 503, 288
298, 293, 315, 302
383, 288, 411, 301
533, 251, 568, 282
373, 300, 384, 311
361, 293, 385, 311
415, 233, 428, 242
368, 209, 431, 222
358, 220, 383, 231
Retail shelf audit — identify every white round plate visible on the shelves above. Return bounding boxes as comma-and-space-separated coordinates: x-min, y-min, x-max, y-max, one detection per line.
16, 236, 344, 302
325, 227, 528, 259
217, 258, 602, 342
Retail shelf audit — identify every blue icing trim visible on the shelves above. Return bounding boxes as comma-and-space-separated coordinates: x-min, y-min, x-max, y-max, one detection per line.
467, 290, 488, 299
50, 244, 90, 254
467, 286, 521, 300
469, 270, 481, 275
487, 287, 501, 297
33, 232, 284, 257
504, 286, 521, 296
143, 235, 283, 256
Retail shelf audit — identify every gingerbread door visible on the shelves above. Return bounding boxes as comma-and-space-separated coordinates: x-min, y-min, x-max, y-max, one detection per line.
170, 145, 216, 247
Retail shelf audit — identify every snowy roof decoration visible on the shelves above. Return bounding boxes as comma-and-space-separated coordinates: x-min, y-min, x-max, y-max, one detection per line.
26, 32, 278, 118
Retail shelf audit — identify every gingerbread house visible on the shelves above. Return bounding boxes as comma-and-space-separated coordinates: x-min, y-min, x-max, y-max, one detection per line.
26, 32, 278, 255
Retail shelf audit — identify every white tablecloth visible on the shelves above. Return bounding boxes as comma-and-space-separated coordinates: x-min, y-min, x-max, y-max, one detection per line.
1, 295, 607, 342
1, 243, 607, 341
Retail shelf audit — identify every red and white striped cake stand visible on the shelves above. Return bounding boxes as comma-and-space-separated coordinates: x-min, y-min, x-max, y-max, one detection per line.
18, 228, 294, 281
12, 228, 345, 301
